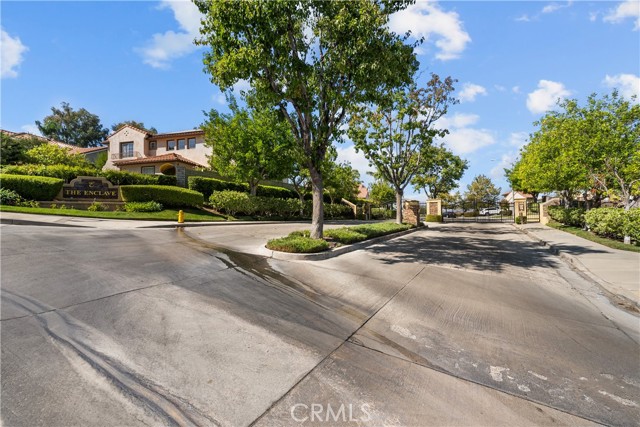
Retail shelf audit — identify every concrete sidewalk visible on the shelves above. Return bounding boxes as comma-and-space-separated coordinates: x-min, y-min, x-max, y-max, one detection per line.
516, 223, 640, 308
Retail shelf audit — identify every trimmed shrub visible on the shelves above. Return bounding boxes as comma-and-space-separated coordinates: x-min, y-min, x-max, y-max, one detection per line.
98, 170, 177, 186
266, 235, 329, 253
515, 216, 527, 224
624, 209, 640, 243
371, 207, 395, 220
548, 206, 585, 227
324, 203, 353, 219
0, 174, 63, 200
0, 164, 97, 182
124, 201, 164, 212
424, 214, 443, 223
120, 185, 203, 208
209, 191, 253, 216
0, 188, 22, 205
87, 201, 108, 212
189, 177, 248, 199
585, 208, 626, 240
256, 185, 297, 199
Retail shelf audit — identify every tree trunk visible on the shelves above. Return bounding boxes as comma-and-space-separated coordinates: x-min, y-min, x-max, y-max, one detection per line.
249, 179, 258, 197
309, 164, 324, 239
395, 190, 403, 224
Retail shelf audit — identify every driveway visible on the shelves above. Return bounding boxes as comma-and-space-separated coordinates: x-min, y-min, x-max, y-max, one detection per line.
1, 222, 638, 426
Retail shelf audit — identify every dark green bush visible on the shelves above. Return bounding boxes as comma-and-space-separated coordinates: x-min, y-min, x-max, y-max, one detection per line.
371, 207, 395, 220
0, 174, 63, 200
120, 185, 203, 207
515, 216, 527, 224
256, 185, 297, 199
0, 164, 97, 182
424, 214, 443, 223
0, 188, 22, 205
324, 203, 353, 219
124, 201, 164, 212
189, 177, 248, 199
548, 206, 585, 227
98, 170, 177, 186
87, 201, 108, 212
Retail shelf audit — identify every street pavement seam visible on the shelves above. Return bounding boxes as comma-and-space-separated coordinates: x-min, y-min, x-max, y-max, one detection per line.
247, 265, 428, 427
345, 339, 604, 427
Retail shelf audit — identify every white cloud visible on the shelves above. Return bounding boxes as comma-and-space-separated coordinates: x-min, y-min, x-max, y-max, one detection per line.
526, 80, 571, 114
603, 73, 640, 101
589, 11, 599, 22
137, 0, 202, 69
21, 124, 41, 135
490, 153, 516, 182
512, 86, 521, 94
515, 14, 531, 22
336, 144, 374, 185
508, 131, 529, 148
1, 28, 28, 78
438, 113, 496, 155
494, 85, 506, 92
604, 0, 640, 30
542, 1, 573, 14
389, 2, 471, 60
459, 83, 487, 103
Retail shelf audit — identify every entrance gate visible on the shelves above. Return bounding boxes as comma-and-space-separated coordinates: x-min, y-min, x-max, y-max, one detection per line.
432, 200, 540, 223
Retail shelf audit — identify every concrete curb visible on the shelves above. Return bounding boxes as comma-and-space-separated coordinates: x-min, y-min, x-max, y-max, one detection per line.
0, 218, 93, 228
511, 223, 640, 311
264, 226, 426, 261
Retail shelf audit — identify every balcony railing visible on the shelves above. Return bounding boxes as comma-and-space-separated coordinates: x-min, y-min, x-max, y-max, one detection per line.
112, 151, 143, 160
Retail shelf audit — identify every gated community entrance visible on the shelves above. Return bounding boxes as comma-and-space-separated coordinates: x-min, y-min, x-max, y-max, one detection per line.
420, 196, 540, 223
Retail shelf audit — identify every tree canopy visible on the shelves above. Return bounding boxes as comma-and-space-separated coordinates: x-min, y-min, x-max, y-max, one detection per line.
411, 143, 467, 199
25, 144, 91, 167
0, 133, 45, 165
509, 90, 639, 208
323, 160, 361, 203
36, 102, 108, 148
195, 0, 417, 237
348, 74, 457, 223
465, 174, 501, 208
111, 121, 157, 134
202, 98, 296, 195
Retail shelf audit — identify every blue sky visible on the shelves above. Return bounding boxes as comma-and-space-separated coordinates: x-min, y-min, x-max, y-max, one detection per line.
2, 0, 639, 200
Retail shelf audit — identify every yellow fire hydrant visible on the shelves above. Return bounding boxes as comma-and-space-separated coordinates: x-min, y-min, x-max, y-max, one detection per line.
178, 210, 184, 224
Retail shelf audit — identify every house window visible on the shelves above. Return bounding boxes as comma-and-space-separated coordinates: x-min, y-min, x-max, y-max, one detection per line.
149, 141, 157, 150
120, 142, 134, 158
187, 138, 196, 149
141, 166, 155, 175
178, 139, 186, 150
167, 140, 175, 150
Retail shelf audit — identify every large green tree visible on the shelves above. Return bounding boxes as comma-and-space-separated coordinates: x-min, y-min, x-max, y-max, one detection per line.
348, 74, 457, 223
412, 143, 467, 199
369, 179, 395, 205
510, 90, 639, 208
465, 174, 501, 208
202, 98, 296, 195
111, 121, 157, 134
195, 0, 417, 238
36, 102, 109, 148
0, 133, 45, 165
323, 160, 361, 204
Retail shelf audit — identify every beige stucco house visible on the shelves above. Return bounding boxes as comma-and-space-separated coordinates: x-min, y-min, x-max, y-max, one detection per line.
103, 125, 209, 175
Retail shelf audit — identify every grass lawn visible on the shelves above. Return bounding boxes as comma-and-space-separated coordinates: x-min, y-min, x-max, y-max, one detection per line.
0, 205, 226, 222
546, 221, 640, 253
266, 222, 414, 253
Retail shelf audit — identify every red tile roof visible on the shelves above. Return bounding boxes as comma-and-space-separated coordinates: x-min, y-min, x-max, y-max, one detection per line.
112, 153, 206, 168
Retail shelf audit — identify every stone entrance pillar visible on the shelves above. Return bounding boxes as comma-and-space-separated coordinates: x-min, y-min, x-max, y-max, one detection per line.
402, 200, 421, 225
515, 196, 527, 222
427, 199, 442, 216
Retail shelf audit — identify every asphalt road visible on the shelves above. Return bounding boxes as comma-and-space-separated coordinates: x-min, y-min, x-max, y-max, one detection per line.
1, 222, 638, 426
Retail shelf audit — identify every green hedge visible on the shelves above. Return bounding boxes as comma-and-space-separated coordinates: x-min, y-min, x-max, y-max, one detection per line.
0, 164, 177, 186
124, 201, 164, 212
188, 177, 248, 199
0, 164, 97, 182
120, 185, 203, 208
424, 214, 442, 223
0, 174, 63, 201
209, 190, 352, 219
548, 206, 585, 227
256, 185, 297, 199
98, 170, 177, 186
585, 208, 639, 242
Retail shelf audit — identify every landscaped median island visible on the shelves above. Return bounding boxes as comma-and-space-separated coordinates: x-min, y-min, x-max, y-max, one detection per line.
266, 222, 415, 253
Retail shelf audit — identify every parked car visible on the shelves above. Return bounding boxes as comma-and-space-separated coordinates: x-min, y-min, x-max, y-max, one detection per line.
443, 210, 457, 218
479, 207, 501, 216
